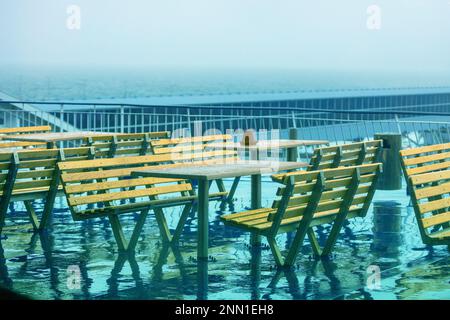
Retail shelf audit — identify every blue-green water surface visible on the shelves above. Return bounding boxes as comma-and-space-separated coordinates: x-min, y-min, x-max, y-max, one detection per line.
0, 177, 448, 300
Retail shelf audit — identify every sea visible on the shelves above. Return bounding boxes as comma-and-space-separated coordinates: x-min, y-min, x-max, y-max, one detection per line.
1, 65, 450, 103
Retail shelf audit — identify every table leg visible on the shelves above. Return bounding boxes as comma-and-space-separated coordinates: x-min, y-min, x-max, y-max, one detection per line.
197, 260, 208, 300
197, 179, 209, 260
250, 246, 262, 300
250, 174, 262, 246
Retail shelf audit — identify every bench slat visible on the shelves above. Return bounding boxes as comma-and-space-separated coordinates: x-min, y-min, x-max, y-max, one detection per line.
400, 142, 450, 157
418, 197, 450, 214
276, 173, 376, 195
415, 181, 450, 199
410, 170, 450, 186
269, 195, 367, 221
68, 183, 193, 206
406, 161, 450, 175
273, 185, 371, 209
313, 140, 381, 153
422, 211, 450, 228
0, 126, 51, 135
279, 163, 380, 184
65, 177, 182, 194
309, 147, 379, 163
403, 151, 450, 166
314, 155, 376, 170
153, 144, 206, 154
151, 134, 232, 147
59, 150, 237, 170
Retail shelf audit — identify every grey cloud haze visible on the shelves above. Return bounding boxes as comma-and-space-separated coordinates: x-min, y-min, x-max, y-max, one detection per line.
1, 0, 449, 72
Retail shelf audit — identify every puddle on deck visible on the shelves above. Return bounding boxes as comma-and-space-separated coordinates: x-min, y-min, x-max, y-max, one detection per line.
0, 179, 448, 300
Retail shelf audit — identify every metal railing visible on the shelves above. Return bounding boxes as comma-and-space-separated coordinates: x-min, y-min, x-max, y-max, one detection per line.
1, 100, 449, 150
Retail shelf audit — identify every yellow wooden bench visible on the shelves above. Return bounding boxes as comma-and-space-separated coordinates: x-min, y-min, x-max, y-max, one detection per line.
58, 150, 238, 251
0, 125, 52, 136
0, 140, 47, 150
0, 147, 95, 234
0, 126, 52, 150
272, 140, 383, 183
221, 163, 382, 267
82, 131, 169, 158
149, 134, 233, 155
400, 143, 450, 246
150, 134, 236, 201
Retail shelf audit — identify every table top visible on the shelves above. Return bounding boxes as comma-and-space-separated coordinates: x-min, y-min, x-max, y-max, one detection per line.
207, 139, 328, 151
133, 160, 308, 180
0, 148, 17, 153
4, 131, 115, 142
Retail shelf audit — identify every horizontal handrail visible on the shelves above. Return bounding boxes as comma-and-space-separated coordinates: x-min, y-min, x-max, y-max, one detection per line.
1, 100, 450, 116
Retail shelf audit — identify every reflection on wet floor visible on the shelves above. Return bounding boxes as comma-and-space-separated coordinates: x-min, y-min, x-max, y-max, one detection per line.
0, 178, 448, 300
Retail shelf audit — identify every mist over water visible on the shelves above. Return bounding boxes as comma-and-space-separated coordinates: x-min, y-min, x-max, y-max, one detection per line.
1, 1, 450, 101
1, 67, 450, 101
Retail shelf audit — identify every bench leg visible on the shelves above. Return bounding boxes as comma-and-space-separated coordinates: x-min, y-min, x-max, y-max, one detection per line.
0, 207, 6, 235
321, 210, 353, 257
321, 223, 344, 257
307, 228, 322, 258
215, 179, 227, 198
226, 177, 241, 203
171, 203, 193, 245
127, 209, 150, 252
108, 214, 128, 252
268, 268, 285, 288
215, 179, 228, 211
24, 200, 40, 231
267, 237, 284, 267
153, 207, 173, 244
109, 251, 142, 292
284, 220, 311, 267
153, 243, 187, 282
39, 202, 54, 231
108, 210, 151, 252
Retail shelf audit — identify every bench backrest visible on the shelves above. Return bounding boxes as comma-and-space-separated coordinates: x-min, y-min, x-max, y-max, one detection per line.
271, 140, 382, 183
82, 132, 170, 158
404, 170, 450, 243
400, 143, 450, 243
400, 142, 450, 176
58, 150, 237, 220
0, 147, 95, 202
0, 141, 47, 150
266, 163, 382, 233
0, 125, 52, 136
150, 134, 233, 155
308, 140, 383, 171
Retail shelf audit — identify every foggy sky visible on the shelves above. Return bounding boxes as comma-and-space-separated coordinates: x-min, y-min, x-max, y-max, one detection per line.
1, 0, 450, 72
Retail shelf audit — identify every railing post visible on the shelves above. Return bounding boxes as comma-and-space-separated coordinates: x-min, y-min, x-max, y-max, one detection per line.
60, 104, 64, 132
287, 127, 298, 162
374, 133, 402, 190
120, 105, 125, 133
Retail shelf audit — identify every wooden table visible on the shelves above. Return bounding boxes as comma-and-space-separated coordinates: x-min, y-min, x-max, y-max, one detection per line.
4, 131, 115, 149
208, 139, 329, 162
132, 160, 308, 260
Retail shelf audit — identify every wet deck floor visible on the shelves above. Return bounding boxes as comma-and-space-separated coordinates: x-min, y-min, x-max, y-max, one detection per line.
0, 178, 449, 300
